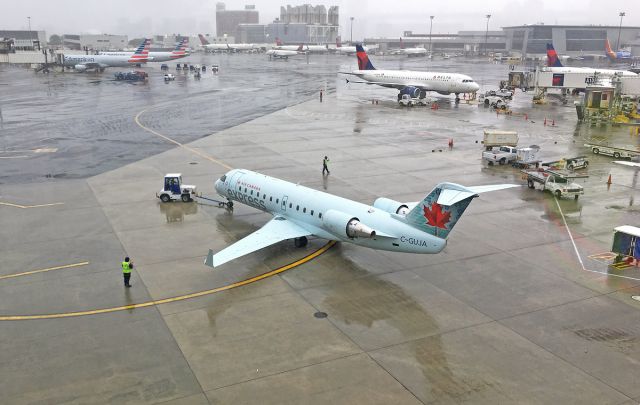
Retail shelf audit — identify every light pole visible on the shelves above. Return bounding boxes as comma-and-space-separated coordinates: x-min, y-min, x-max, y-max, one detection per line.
484, 14, 491, 56
350, 17, 354, 44
616, 11, 626, 51
27, 16, 33, 49
429, 16, 434, 56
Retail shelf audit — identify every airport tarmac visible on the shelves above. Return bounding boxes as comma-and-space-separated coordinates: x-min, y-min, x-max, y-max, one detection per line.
2, 58, 640, 404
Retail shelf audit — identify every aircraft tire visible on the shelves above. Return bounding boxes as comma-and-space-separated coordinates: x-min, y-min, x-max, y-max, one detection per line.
294, 236, 308, 248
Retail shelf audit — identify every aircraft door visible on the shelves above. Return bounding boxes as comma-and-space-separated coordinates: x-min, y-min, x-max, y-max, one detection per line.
281, 195, 288, 211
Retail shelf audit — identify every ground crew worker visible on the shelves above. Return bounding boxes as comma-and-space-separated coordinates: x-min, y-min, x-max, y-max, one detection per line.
320, 89, 323, 102
322, 156, 330, 175
122, 257, 133, 288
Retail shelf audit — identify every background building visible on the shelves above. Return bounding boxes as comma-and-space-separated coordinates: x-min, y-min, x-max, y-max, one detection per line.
0, 30, 46, 51
216, 3, 259, 38
62, 34, 128, 51
236, 24, 267, 43
267, 4, 338, 44
366, 30, 506, 55
503, 24, 640, 57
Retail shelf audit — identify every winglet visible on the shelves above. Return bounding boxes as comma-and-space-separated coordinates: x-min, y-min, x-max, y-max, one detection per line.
204, 249, 215, 268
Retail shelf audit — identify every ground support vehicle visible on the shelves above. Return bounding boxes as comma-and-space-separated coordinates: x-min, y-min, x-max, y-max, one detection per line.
114, 71, 148, 81
160, 64, 169, 71
164, 73, 175, 81
511, 147, 541, 169
584, 143, 640, 159
522, 169, 586, 199
157, 174, 198, 203
482, 130, 518, 150
542, 156, 589, 171
483, 146, 518, 165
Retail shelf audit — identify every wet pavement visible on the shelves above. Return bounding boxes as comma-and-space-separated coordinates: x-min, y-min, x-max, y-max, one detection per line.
2, 54, 640, 404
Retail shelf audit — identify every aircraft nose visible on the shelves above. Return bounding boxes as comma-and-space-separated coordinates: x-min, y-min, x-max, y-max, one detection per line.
214, 179, 222, 193
472, 83, 480, 92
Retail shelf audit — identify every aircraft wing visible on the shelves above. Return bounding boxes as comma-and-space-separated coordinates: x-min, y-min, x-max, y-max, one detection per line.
614, 161, 640, 168
205, 216, 312, 268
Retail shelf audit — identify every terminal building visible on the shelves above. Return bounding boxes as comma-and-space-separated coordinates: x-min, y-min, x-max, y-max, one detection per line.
366, 30, 506, 55
502, 24, 640, 58
266, 4, 338, 44
62, 34, 128, 51
216, 3, 259, 38
0, 30, 47, 51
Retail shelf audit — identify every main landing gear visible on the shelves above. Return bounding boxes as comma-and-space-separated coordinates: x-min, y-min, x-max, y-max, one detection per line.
455, 93, 460, 103
294, 236, 308, 248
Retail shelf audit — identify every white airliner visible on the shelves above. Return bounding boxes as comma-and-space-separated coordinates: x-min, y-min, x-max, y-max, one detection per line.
546, 43, 636, 77
266, 45, 305, 60
199, 34, 228, 52
63, 39, 151, 72
274, 39, 328, 54
343, 44, 480, 101
204, 169, 516, 267
389, 38, 428, 57
100, 38, 189, 62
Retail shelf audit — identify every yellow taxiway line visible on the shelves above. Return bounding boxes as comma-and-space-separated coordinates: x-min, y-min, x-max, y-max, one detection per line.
0, 262, 90, 281
0, 241, 335, 321
0, 201, 64, 209
134, 109, 233, 170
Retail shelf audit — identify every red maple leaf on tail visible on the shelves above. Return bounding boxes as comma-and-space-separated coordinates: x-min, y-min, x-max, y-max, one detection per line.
423, 203, 451, 232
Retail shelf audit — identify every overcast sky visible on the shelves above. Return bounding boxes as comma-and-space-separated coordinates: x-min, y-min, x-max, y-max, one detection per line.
2, 0, 637, 40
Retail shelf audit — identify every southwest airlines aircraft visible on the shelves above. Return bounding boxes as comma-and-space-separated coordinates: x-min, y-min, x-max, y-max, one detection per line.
343, 44, 480, 101
63, 39, 151, 71
205, 169, 516, 267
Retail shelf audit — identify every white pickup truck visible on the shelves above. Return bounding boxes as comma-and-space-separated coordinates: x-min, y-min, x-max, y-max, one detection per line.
483, 146, 518, 165
523, 169, 585, 199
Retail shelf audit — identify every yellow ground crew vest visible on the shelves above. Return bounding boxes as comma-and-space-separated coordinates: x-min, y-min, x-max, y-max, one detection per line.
122, 262, 131, 274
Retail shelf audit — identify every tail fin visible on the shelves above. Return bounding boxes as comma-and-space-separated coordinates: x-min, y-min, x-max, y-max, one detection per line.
171, 38, 188, 57
198, 34, 210, 45
129, 38, 151, 62
546, 43, 563, 67
405, 183, 518, 239
400, 37, 404, 49
356, 44, 375, 70
605, 39, 617, 61
275, 37, 282, 46
297, 44, 304, 52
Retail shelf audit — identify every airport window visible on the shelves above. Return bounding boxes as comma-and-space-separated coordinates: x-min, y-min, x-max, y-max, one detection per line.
310, 210, 314, 215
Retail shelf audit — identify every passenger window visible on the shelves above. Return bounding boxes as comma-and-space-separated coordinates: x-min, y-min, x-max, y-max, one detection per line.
310, 210, 314, 215
244, 188, 247, 192
303, 208, 306, 213
270, 196, 272, 202
276, 199, 279, 204
250, 190, 253, 195
289, 203, 292, 208
319, 213, 322, 219
296, 205, 299, 211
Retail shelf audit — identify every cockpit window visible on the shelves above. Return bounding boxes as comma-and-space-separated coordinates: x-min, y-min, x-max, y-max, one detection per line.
220, 175, 227, 182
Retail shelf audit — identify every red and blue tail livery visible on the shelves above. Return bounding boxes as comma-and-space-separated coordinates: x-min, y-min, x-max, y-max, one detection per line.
356, 44, 375, 70
170, 38, 189, 59
546, 43, 563, 67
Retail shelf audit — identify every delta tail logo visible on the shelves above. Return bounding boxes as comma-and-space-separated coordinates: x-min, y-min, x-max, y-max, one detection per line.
356, 44, 375, 70
546, 43, 563, 67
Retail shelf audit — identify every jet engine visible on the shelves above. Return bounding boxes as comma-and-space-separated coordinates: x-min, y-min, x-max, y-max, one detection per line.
74, 64, 87, 72
399, 86, 420, 98
372, 197, 409, 215
322, 209, 376, 239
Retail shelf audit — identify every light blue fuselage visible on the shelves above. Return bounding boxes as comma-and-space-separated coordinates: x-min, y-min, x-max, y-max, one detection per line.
215, 169, 446, 254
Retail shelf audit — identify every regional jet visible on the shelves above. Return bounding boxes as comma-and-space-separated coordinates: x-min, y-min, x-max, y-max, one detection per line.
100, 38, 189, 62
389, 38, 428, 57
266, 45, 305, 60
342, 44, 480, 102
204, 169, 516, 267
63, 39, 151, 72
199, 34, 229, 52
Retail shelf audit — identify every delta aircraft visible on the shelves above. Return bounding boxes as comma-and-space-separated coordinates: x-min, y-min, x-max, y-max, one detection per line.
63, 39, 151, 72
100, 38, 189, 62
342, 44, 480, 102
546, 43, 636, 77
274, 38, 328, 53
389, 38, 428, 57
205, 169, 516, 267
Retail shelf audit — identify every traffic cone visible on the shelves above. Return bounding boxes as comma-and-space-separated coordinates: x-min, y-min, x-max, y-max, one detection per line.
524, 113, 528, 121
552, 119, 555, 126
607, 174, 612, 185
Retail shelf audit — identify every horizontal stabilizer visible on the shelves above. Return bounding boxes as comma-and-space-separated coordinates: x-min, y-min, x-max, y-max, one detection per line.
205, 216, 311, 268
437, 184, 519, 206
613, 161, 640, 168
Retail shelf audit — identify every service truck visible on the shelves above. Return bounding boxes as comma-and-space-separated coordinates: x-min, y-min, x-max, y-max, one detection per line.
483, 130, 518, 150
522, 169, 585, 199
483, 146, 518, 165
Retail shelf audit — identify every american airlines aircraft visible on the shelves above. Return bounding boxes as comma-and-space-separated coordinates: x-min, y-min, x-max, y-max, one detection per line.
63, 39, 151, 72
205, 169, 516, 267
343, 45, 480, 101
100, 38, 189, 62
